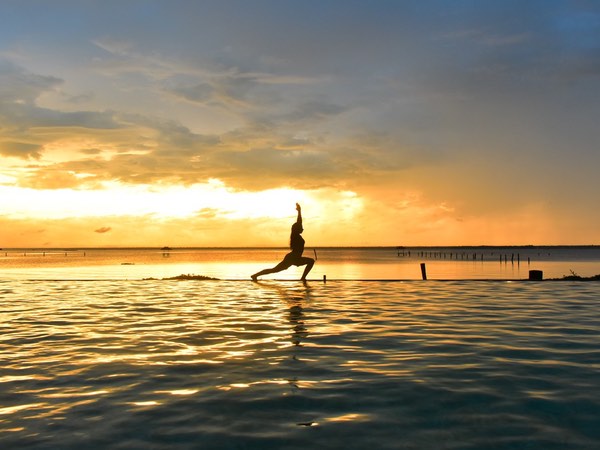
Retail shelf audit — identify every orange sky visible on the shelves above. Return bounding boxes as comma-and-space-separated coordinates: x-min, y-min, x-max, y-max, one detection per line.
1, 1, 599, 247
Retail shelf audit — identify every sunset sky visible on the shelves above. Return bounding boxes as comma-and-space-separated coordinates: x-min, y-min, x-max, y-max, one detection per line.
1, 0, 599, 247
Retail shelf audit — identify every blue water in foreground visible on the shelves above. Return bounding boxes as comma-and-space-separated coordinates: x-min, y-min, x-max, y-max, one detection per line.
1, 279, 599, 449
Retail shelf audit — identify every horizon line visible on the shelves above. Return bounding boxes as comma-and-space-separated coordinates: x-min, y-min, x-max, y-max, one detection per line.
2, 244, 599, 251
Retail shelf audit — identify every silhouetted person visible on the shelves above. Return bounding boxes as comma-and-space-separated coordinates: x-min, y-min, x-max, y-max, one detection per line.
251, 203, 315, 281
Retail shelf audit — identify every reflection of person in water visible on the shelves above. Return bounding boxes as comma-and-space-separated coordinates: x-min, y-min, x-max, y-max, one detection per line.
251, 203, 315, 281
288, 303, 308, 347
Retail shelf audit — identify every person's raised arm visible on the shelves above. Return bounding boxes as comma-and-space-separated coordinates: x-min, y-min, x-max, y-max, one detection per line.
295, 203, 302, 226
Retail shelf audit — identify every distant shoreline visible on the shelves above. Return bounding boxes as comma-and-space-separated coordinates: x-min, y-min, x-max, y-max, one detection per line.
2, 244, 599, 251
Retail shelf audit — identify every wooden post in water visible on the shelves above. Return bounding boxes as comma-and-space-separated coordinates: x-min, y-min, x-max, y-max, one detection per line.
420, 263, 427, 280
529, 270, 543, 281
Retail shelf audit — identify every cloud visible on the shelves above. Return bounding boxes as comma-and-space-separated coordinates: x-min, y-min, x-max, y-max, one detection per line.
20, 170, 83, 190
18, 126, 424, 192
2, 1, 600, 243
79, 148, 103, 155
0, 60, 127, 166
0, 60, 367, 191
0, 141, 43, 159
195, 208, 222, 220
277, 100, 349, 124
94, 226, 111, 233
163, 69, 290, 111
168, 82, 214, 104
0, 60, 62, 104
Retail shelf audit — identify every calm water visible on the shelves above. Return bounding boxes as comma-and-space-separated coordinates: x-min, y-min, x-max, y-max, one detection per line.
1, 246, 599, 280
1, 279, 599, 449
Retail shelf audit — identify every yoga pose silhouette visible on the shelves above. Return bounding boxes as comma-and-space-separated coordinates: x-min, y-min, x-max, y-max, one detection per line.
251, 203, 315, 281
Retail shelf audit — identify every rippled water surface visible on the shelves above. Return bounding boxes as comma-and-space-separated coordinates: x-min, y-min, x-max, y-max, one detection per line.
1, 280, 599, 449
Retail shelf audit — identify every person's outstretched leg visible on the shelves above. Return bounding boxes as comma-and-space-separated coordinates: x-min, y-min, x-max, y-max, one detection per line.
300, 258, 314, 281
252, 261, 289, 281
251, 267, 276, 281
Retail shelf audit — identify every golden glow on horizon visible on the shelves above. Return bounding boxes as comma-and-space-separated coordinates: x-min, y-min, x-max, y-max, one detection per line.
0, 175, 575, 247
0, 180, 347, 221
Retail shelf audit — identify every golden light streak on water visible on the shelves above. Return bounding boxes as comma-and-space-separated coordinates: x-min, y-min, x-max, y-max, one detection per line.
0, 404, 46, 415
324, 413, 372, 422
156, 389, 199, 396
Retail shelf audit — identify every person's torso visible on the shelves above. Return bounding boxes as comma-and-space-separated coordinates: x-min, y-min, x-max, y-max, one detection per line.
290, 234, 305, 255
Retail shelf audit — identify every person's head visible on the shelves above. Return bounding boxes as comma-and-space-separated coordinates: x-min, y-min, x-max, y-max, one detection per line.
291, 222, 303, 235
